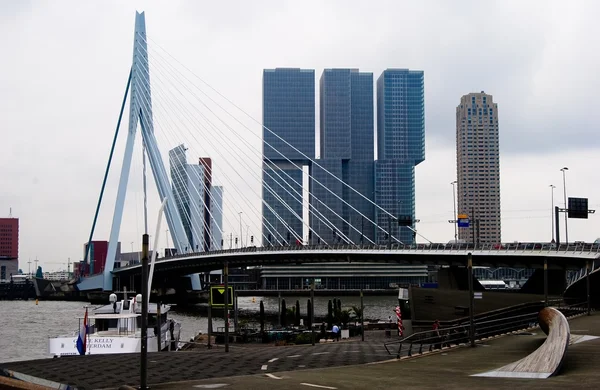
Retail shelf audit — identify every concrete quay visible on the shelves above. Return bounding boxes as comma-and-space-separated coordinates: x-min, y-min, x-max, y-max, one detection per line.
2, 314, 600, 390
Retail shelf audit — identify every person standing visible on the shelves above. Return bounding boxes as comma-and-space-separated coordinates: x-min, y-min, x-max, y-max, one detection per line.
332, 324, 340, 341
433, 320, 441, 349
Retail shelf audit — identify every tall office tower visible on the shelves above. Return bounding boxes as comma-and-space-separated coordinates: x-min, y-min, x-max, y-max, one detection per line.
210, 186, 224, 250
0, 216, 18, 280
169, 145, 222, 252
169, 145, 191, 250
262, 68, 315, 245
311, 69, 374, 245
375, 69, 425, 245
456, 92, 501, 244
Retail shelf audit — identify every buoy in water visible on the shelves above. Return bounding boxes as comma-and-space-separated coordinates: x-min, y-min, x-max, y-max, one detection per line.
252, 297, 256, 303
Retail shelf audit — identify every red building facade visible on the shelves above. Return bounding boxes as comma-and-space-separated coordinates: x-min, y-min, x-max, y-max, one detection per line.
83, 240, 108, 275
0, 218, 19, 259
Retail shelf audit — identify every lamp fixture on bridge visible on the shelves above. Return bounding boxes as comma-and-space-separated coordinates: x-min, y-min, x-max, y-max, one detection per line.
109, 293, 117, 313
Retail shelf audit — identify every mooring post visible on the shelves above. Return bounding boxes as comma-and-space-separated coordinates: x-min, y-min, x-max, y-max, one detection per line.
360, 289, 365, 342
156, 301, 162, 352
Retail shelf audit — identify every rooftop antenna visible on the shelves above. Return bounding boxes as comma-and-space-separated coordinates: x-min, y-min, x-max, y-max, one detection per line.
9, 207, 12, 218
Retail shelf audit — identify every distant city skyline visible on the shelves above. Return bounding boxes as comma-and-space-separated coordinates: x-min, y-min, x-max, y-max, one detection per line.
1, 1, 599, 271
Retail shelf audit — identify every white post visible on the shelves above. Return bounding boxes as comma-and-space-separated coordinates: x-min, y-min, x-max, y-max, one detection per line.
148, 197, 167, 306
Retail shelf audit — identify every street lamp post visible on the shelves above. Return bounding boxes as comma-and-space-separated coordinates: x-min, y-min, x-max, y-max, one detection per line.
549, 185, 556, 242
451, 181, 458, 241
560, 167, 569, 244
130, 241, 134, 253
238, 212, 243, 248
165, 229, 169, 252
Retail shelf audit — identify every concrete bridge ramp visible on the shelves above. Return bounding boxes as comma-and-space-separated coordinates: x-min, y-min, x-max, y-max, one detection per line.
472, 307, 569, 379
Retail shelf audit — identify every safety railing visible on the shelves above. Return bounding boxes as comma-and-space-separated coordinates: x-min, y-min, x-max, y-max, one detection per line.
384, 311, 540, 358
566, 261, 598, 287
384, 300, 591, 359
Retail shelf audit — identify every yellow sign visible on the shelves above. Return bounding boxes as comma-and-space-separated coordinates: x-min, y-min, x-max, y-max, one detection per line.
210, 286, 233, 307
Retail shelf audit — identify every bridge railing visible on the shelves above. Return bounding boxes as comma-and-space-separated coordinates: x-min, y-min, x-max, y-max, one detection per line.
117, 241, 600, 270
566, 260, 598, 287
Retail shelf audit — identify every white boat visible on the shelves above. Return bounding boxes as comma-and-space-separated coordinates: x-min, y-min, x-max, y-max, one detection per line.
50, 198, 182, 356
49, 294, 181, 357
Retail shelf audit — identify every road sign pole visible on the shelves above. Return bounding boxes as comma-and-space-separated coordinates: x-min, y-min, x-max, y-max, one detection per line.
311, 280, 315, 346
467, 252, 475, 348
224, 261, 229, 353
140, 234, 149, 389
555, 206, 560, 250
587, 261, 591, 316
207, 299, 212, 349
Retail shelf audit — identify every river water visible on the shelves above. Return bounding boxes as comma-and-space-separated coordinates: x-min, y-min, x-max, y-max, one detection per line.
0, 295, 397, 363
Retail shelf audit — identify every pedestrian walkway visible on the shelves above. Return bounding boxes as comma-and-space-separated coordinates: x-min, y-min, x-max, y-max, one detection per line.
151, 313, 600, 390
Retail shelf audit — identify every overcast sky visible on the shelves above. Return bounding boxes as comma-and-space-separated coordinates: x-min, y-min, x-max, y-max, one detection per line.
1, 0, 599, 272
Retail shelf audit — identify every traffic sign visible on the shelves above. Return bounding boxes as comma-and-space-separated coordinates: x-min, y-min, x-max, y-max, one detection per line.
210, 286, 234, 307
568, 197, 589, 219
457, 214, 469, 228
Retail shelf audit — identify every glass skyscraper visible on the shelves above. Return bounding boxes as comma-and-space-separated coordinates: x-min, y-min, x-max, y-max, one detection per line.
169, 145, 223, 252
262, 69, 315, 245
311, 69, 375, 244
375, 69, 425, 244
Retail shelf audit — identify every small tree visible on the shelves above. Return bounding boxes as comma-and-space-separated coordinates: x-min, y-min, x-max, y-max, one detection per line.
350, 305, 363, 325
259, 300, 265, 333
306, 299, 312, 329
334, 298, 342, 323
327, 300, 333, 329
286, 307, 296, 325
281, 299, 287, 327
295, 300, 301, 326
339, 309, 351, 329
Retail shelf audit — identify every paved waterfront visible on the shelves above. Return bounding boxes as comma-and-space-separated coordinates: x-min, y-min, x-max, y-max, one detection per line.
0, 334, 396, 389
2, 314, 600, 389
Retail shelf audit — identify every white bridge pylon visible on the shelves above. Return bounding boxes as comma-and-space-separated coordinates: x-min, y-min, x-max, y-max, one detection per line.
103, 11, 190, 291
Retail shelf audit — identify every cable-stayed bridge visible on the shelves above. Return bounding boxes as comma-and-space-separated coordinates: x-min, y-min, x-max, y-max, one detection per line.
77, 12, 600, 294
